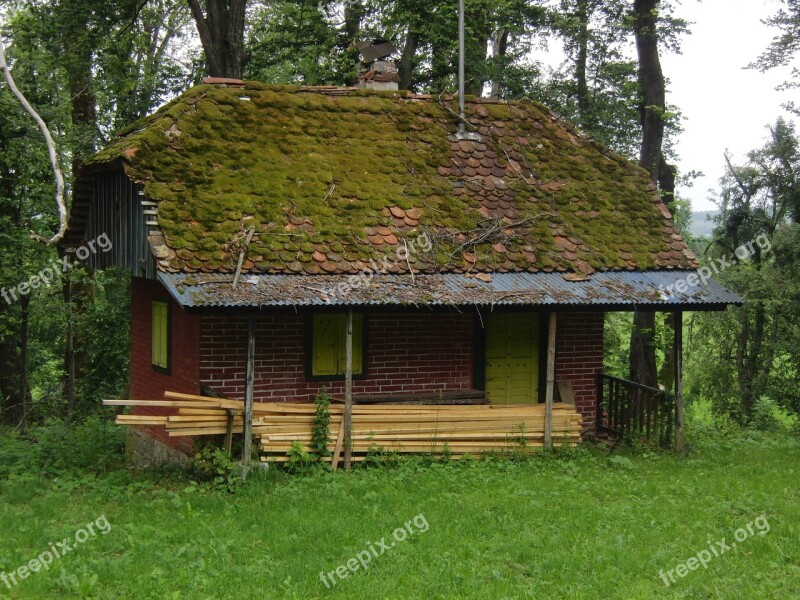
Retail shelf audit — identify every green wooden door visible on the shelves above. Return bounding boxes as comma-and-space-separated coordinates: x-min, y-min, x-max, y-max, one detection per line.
485, 313, 540, 404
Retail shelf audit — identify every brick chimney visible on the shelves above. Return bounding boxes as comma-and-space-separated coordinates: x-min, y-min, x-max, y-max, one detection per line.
355, 40, 400, 92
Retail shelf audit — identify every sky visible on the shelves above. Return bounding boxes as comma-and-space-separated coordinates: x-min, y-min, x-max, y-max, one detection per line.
662, 0, 797, 211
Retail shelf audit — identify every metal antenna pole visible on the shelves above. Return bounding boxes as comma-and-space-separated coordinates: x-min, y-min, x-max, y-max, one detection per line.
458, 0, 465, 135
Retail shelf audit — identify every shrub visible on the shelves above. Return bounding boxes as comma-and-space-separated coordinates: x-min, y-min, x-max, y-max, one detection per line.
750, 396, 781, 432
284, 441, 319, 474
191, 444, 241, 492
311, 388, 332, 459
0, 416, 126, 477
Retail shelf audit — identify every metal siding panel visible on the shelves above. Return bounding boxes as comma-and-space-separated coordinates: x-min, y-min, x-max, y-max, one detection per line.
156, 271, 743, 309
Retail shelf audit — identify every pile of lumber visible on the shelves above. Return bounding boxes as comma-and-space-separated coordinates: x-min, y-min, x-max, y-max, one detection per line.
104, 393, 583, 464
259, 402, 583, 465
104, 392, 251, 438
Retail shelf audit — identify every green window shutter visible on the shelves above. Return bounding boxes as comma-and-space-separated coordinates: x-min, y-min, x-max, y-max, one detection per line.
312, 314, 339, 376
152, 301, 169, 370
312, 313, 364, 377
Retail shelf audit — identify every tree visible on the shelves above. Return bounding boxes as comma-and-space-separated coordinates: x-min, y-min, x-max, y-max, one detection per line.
750, 0, 800, 115
687, 119, 800, 422
246, 0, 341, 84
543, 0, 641, 157
187, 0, 247, 78
0, 0, 196, 425
99, 0, 196, 129
0, 63, 60, 430
628, 0, 667, 389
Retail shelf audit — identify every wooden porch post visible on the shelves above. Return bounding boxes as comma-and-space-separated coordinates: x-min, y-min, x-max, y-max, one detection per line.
544, 312, 557, 449
673, 310, 684, 453
343, 309, 354, 470
242, 313, 256, 467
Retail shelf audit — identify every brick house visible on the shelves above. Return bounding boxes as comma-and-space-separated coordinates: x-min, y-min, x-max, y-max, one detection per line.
67, 79, 740, 456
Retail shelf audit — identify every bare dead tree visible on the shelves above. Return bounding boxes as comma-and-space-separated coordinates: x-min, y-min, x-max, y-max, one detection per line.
0, 29, 68, 246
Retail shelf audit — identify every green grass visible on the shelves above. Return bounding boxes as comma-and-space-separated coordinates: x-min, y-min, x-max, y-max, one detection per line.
0, 424, 798, 599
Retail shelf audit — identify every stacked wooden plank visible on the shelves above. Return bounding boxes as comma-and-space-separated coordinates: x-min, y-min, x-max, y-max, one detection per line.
105, 393, 583, 463
105, 392, 249, 437
258, 402, 583, 464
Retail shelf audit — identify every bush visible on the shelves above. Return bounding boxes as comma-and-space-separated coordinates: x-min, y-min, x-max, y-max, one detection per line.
750, 396, 781, 432
0, 416, 126, 477
191, 444, 241, 492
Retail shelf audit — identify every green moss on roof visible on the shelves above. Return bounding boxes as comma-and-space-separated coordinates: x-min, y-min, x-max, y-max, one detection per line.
80, 82, 696, 276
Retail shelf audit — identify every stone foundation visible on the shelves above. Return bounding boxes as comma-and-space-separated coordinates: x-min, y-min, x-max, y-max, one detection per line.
125, 427, 192, 469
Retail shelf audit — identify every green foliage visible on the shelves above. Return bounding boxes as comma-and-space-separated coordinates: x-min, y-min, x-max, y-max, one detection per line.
311, 388, 332, 458
0, 415, 125, 478
687, 119, 800, 423
750, 396, 782, 432
749, 0, 800, 115
283, 389, 335, 474
284, 440, 320, 474
245, 0, 345, 85
603, 312, 632, 378
0, 1, 195, 427
191, 444, 241, 493
73, 268, 131, 412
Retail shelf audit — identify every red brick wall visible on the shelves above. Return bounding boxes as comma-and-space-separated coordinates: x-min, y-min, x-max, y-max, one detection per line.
128, 301, 604, 452
130, 277, 201, 451
555, 312, 604, 429
199, 312, 474, 402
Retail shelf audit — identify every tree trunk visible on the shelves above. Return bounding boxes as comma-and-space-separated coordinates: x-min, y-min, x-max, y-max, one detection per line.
342, 0, 363, 44
60, 0, 100, 417
0, 336, 22, 427
629, 0, 666, 389
660, 312, 675, 392
735, 306, 749, 405
0, 300, 30, 430
575, 0, 591, 127
633, 0, 665, 182
187, 0, 247, 78
60, 0, 99, 171
753, 309, 780, 403
398, 30, 419, 91
657, 156, 678, 388
489, 28, 509, 98
629, 311, 658, 388
64, 269, 76, 419
18, 294, 30, 432
741, 304, 766, 418
464, 11, 491, 97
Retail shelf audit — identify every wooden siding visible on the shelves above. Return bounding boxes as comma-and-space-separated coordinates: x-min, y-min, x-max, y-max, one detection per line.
82, 170, 155, 278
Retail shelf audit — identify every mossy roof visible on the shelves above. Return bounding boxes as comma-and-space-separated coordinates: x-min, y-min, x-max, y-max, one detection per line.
78, 81, 697, 276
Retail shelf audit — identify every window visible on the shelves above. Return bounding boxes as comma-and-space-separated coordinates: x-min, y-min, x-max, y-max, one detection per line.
151, 300, 171, 372
309, 313, 365, 379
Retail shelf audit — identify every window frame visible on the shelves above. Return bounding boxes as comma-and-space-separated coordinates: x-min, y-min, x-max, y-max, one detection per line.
151, 298, 172, 374
305, 312, 368, 382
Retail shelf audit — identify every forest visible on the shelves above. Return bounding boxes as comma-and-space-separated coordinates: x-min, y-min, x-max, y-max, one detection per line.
0, 2, 798, 598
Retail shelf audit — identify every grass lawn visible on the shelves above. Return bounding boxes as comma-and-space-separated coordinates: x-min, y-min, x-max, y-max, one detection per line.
0, 421, 798, 599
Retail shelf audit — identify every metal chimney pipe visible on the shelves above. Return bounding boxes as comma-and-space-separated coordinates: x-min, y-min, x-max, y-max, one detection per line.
458, 0, 465, 134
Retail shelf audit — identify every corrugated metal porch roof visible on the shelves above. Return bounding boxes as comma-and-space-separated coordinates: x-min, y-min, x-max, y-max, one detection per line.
157, 270, 742, 310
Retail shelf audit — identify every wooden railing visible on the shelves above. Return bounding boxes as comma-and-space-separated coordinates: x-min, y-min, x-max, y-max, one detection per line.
597, 373, 674, 447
